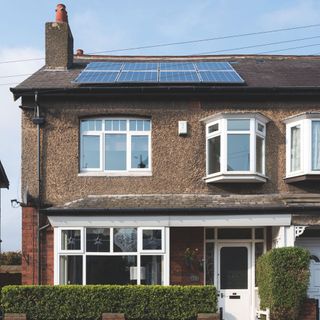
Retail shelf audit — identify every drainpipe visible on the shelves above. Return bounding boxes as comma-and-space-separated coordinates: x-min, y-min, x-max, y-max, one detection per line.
33, 92, 45, 285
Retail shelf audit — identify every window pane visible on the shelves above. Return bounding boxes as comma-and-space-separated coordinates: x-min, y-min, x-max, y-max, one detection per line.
120, 120, 127, 131
60, 256, 83, 285
257, 123, 264, 133
86, 228, 110, 252
105, 120, 112, 131
131, 136, 149, 169
86, 256, 137, 285
208, 123, 219, 133
312, 121, 320, 171
256, 136, 264, 174
113, 228, 137, 252
61, 230, 81, 250
291, 125, 301, 172
227, 119, 250, 131
227, 134, 250, 171
255, 228, 264, 239
205, 228, 215, 240
95, 120, 102, 131
143, 230, 162, 250
220, 247, 248, 289
208, 136, 220, 174
206, 242, 214, 285
130, 120, 137, 131
144, 120, 151, 131
113, 120, 120, 131
105, 134, 126, 170
218, 228, 251, 239
82, 136, 100, 169
81, 120, 89, 132
88, 120, 95, 131
137, 120, 144, 131
141, 256, 162, 285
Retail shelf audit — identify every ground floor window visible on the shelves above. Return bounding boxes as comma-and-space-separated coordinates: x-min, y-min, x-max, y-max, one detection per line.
56, 227, 168, 285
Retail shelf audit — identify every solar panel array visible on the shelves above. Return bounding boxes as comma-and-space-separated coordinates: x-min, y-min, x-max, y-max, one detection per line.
74, 61, 245, 84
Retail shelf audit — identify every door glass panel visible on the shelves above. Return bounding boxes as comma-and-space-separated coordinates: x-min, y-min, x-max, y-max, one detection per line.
220, 247, 248, 289
206, 242, 214, 285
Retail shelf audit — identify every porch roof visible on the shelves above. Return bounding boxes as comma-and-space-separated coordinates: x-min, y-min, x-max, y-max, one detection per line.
42, 193, 320, 215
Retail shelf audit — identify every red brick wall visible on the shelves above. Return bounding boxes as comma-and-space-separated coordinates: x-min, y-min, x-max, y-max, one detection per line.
22, 207, 54, 285
170, 227, 204, 285
299, 299, 318, 320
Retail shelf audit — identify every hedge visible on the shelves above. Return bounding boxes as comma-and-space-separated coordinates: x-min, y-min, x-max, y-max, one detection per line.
1, 285, 217, 320
256, 247, 310, 320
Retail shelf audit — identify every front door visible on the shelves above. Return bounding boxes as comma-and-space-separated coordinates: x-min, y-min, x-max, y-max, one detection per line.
218, 243, 251, 320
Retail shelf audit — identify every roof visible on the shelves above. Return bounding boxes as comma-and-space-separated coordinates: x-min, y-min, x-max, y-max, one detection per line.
11, 55, 320, 99
42, 193, 320, 215
0, 265, 21, 273
0, 161, 9, 189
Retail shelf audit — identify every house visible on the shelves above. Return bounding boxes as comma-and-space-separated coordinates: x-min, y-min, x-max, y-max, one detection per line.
0, 161, 9, 255
10, 4, 320, 320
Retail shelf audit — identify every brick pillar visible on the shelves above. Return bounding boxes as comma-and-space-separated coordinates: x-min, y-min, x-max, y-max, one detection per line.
4, 314, 27, 320
299, 298, 318, 320
22, 206, 38, 285
101, 313, 125, 320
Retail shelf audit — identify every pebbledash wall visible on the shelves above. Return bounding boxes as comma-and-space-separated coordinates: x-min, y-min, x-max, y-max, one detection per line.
21, 98, 320, 205
20, 95, 320, 285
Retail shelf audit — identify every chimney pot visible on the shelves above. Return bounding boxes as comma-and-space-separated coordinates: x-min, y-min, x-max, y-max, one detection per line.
76, 49, 84, 56
56, 4, 68, 23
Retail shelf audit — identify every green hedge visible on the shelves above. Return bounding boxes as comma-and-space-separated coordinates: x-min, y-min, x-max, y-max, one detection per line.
256, 247, 310, 320
1, 285, 217, 320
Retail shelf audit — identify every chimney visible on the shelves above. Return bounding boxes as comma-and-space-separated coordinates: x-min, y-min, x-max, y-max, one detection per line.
45, 4, 74, 70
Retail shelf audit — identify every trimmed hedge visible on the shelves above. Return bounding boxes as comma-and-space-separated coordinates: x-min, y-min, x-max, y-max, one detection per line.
256, 247, 310, 320
1, 285, 217, 320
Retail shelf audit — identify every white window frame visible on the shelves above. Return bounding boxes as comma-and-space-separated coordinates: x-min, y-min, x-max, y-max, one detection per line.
202, 113, 269, 183
79, 117, 152, 176
55, 226, 169, 286
139, 227, 165, 253
284, 113, 320, 178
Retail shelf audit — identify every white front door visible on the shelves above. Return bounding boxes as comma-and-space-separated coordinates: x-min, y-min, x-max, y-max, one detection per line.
218, 243, 252, 320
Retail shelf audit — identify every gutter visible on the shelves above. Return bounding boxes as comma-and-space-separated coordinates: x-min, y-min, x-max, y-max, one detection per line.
10, 86, 320, 101
40, 205, 320, 216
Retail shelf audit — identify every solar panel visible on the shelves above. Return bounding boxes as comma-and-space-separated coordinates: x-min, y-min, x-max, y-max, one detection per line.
196, 62, 233, 71
200, 71, 244, 83
159, 71, 200, 82
123, 62, 158, 71
118, 71, 158, 82
86, 62, 123, 71
74, 61, 245, 84
160, 62, 195, 71
74, 71, 118, 83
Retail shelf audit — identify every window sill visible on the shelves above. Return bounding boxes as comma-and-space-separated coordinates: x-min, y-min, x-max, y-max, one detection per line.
203, 173, 267, 183
78, 171, 152, 177
284, 173, 320, 183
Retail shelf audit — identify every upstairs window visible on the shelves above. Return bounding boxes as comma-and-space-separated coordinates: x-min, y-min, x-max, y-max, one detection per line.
203, 113, 269, 183
285, 113, 320, 182
80, 118, 151, 175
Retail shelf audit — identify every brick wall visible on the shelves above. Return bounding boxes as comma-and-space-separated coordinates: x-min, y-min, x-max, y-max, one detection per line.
299, 299, 318, 320
170, 227, 204, 285
21, 207, 54, 285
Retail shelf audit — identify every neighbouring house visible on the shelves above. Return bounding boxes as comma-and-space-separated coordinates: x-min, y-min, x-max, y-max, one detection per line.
0, 161, 9, 255
9, 4, 320, 320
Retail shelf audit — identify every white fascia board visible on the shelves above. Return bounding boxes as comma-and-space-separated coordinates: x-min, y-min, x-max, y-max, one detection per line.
201, 112, 270, 124
48, 214, 291, 228
283, 111, 320, 124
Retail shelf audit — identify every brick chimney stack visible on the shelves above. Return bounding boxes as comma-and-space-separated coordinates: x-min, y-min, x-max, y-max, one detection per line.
45, 4, 74, 70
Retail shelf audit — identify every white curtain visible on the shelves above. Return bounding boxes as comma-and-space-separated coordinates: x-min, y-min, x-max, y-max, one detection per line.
291, 126, 301, 172
312, 121, 320, 170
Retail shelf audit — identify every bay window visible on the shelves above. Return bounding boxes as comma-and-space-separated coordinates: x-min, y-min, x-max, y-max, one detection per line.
203, 113, 269, 183
285, 112, 320, 181
56, 227, 168, 285
80, 118, 151, 175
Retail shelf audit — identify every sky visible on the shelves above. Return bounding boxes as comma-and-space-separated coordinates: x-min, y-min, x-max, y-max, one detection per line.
1, 0, 320, 251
